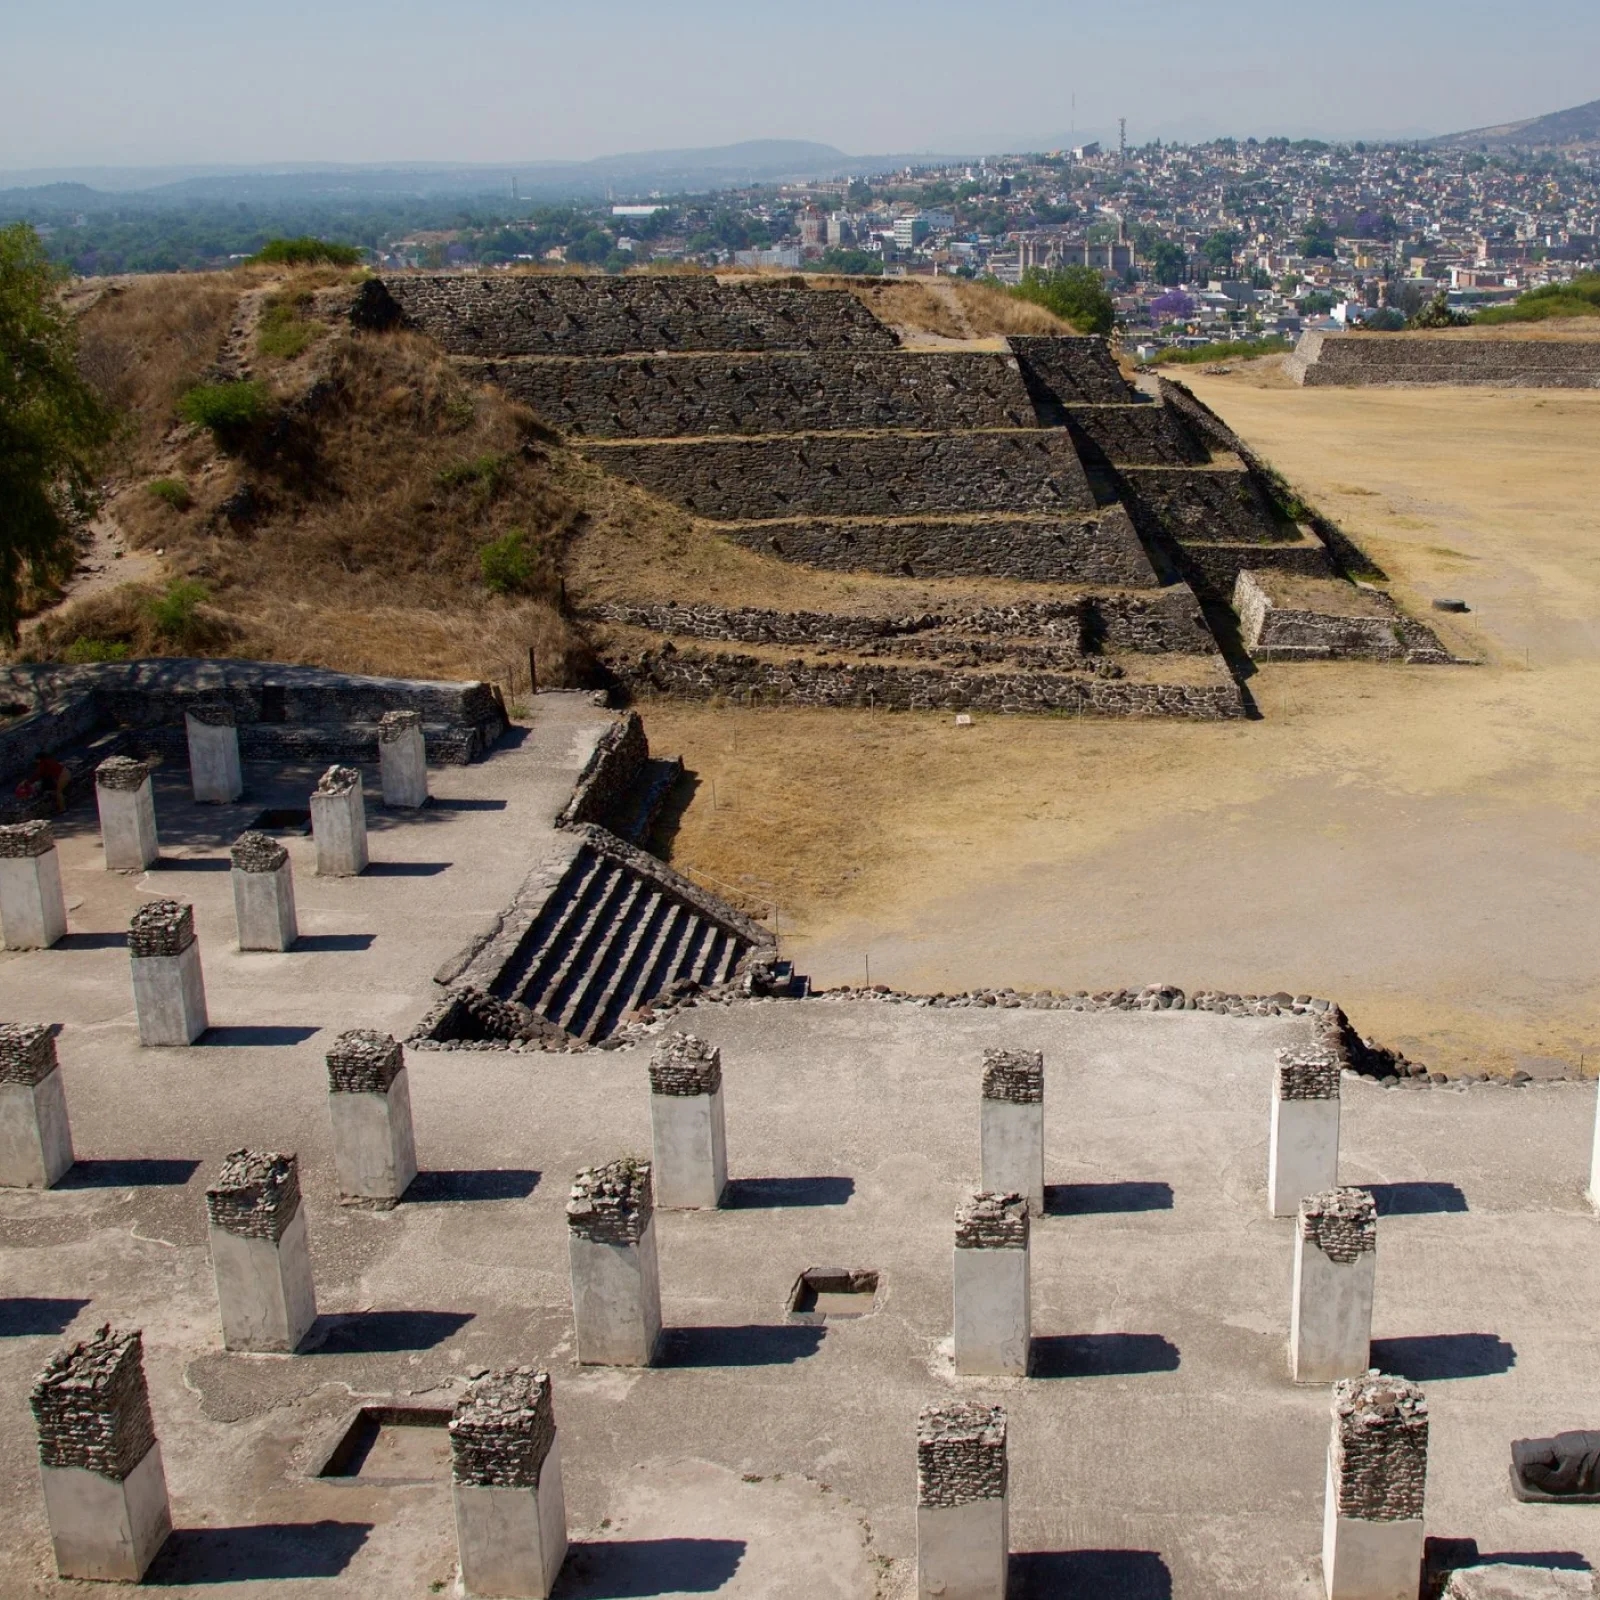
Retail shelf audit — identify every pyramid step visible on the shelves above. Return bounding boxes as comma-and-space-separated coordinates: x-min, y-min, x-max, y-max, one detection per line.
605, 899, 691, 1028
497, 848, 606, 1000
665, 915, 713, 987
527, 859, 631, 1018
552, 874, 649, 1033
575, 888, 673, 1041
713, 931, 746, 985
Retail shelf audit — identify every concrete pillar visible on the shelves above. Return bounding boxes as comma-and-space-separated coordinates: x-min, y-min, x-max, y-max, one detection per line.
184, 700, 242, 804
1292, 1188, 1377, 1384
230, 830, 297, 951
1587, 1075, 1600, 1212
980, 1048, 1044, 1214
917, 1402, 1009, 1600
378, 709, 429, 808
566, 1158, 661, 1366
1323, 1372, 1428, 1600
128, 899, 207, 1046
0, 1024, 74, 1189
649, 1033, 727, 1209
204, 1149, 318, 1353
451, 1367, 569, 1599
95, 757, 158, 873
0, 820, 68, 950
1269, 1046, 1341, 1218
953, 1192, 1031, 1377
29, 1326, 172, 1582
326, 1030, 417, 1208
311, 764, 368, 877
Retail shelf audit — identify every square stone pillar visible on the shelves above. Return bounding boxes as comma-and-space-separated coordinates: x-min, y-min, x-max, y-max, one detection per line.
566, 1158, 661, 1366
649, 1033, 727, 1209
953, 1192, 1031, 1377
205, 1150, 318, 1353
0, 1024, 74, 1189
230, 830, 297, 951
29, 1326, 172, 1582
129, 899, 207, 1046
0, 820, 68, 950
311, 764, 368, 877
917, 1402, 1009, 1600
327, 1030, 417, 1208
1323, 1372, 1428, 1600
95, 757, 158, 873
1269, 1046, 1341, 1218
980, 1048, 1044, 1214
184, 700, 242, 804
378, 709, 429, 808
1292, 1189, 1377, 1384
451, 1367, 569, 1599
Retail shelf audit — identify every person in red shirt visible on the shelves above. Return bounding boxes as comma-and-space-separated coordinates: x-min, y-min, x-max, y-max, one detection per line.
17, 754, 70, 813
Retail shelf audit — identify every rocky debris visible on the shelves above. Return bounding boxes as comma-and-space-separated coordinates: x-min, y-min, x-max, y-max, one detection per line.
648, 1033, 722, 1097
955, 1192, 1030, 1250
204, 1149, 302, 1242
1301, 1188, 1378, 1264
449, 1367, 556, 1489
325, 1029, 405, 1095
128, 899, 195, 958
566, 1157, 653, 1245
229, 830, 288, 874
0, 1023, 57, 1086
30, 1326, 158, 1481
1331, 1371, 1428, 1522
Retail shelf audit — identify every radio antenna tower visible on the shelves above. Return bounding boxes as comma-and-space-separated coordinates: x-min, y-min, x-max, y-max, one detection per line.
1119, 118, 1127, 164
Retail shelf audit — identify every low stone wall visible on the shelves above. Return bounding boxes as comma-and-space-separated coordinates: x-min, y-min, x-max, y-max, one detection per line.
1008, 336, 1135, 405
1287, 331, 1600, 388
358, 274, 900, 357
1232, 570, 1451, 663
718, 506, 1156, 585
463, 351, 1038, 437
556, 711, 648, 828
1178, 539, 1335, 601
1119, 468, 1291, 546
1064, 404, 1209, 466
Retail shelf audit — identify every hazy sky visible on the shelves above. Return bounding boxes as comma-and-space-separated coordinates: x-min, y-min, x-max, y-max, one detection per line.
5, 0, 1598, 169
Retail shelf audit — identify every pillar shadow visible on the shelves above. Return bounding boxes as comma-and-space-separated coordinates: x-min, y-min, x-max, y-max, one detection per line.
145, 1520, 372, 1584
1030, 1333, 1180, 1379
1010, 1550, 1172, 1599
1368, 1182, 1468, 1215
724, 1176, 854, 1208
1424, 1536, 1590, 1595
405, 1169, 540, 1203
291, 934, 376, 953
200, 1025, 321, 1047
304, 1310, 474, 1355
0, 1297, 91, 1337
54, 931, 127, 950
426, 797, 508, 813
1046, 1182, 1173, 1215
1369, 1333, 1516, 1380
364, 861, 450, 877
60, 1158, 200, 1189
555, 1537, 746, 1597
154, 857, 232, 872
658, 1324, 826, 1368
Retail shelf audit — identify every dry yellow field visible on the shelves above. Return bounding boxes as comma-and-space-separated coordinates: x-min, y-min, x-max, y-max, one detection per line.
646, 379, 1600, 1078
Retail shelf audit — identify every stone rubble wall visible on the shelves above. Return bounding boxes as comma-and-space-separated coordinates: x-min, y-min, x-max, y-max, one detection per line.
1331, 1373, 1429, 1521
1064, 404, 1210, 466
128, 899, 195, 958
1119, 468, 1292, 546
30, 1326, 159, 1481
1301, 1188, 1378, 1263
955, 1191, 1030, 1249
567, 1157, 653, 1244
326, 1030, 405, 1095
556, 711, 649, 830
204, 1150, 303, 1242
1178, 539, 1335, 601
1278, 1046, 1342, 1100
981, 1048, 1045, 1103
649, 1033, 722, 1096
0, 1023, 57, 1086
1289, 331, 1600, 388
449, 1368, 557, 1489
0, 819, 54, 858
917, 1402, 1008, 1507
1233, 570, 1453, 664
1008, 336, 1136, 404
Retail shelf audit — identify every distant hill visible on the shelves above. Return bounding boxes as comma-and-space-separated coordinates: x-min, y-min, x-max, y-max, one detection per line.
1430, 96, 1600, 152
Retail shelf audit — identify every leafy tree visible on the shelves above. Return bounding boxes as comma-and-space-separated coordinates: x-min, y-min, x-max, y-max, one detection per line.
1012, 265, 1115, 335
250, 237, 362, 267
1298, 217, 1337, 259
0, 223, 115, 639
810, 249, 882, 276
1145, 239, 1186, 286
1201, 231, 1240, 274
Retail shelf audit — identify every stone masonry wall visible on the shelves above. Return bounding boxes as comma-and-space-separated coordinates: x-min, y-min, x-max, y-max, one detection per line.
567, 1157, 653, 1244
1120, 468, 1292, 546
1234, 570, 1408, 660
450, 1368, 557, 1489
465, 351, 1038, 437
556, 710, 648, 829
1008, 336, 1134, 404
1301, 1188, 1378, 1264
982, 1048, 1044, 1103
30, 1326, 159, 1480
917, 1403, 1008, 1507
583, 431, 1097, 520
1331, 1373, 1429, 1521
955, 1191, 1030, 1248
1065, 404, 1209, 466
1289, 331, 1600, 388
649, 1034, 722, 1096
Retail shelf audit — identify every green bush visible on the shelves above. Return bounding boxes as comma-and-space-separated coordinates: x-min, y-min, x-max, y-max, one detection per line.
249, 237, 363, 268
257, 295, 315, 359
146, 477, 192, 510
1150, 337, 1292, 366
63, 637, 131, 663
479, 528, 536, 595
145, 578, 209, 648
1475, 274, 1600, 324
437, 453, 511, 500
1011, 265, 1116, 335
177, 381, 271, 441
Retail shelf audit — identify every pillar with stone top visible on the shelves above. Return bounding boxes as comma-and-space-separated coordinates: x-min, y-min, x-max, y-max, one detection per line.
230, 830, 297, 951
129, 899, 207, 1046
1323, 1371, 1428, 1600
450, 1367, 569, 1599
917, 1401, 1009, 1600
0, 820, 68, 950
649, 1033, 727, 1209
1292, 1188, 1377, 1384
1269, 1045, 1341, 1218
566, 1158, 661, 1366
980, 1048, 1044, 1214
184, 699, 242, 804
327, 1030, 417, 1208
29, 1326, 172, 1582
311, 764, 368, 877
0, 1024, 74, 1189
378, 709, 429, 808
205, 1149, 318, 1353
95, 757, 158, 872
953, 1192, 1031, 1377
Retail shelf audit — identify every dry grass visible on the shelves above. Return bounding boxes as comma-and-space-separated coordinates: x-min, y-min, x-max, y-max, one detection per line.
807, 275, 1070, 342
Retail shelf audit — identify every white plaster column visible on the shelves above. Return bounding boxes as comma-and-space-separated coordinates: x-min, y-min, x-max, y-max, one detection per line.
952, 1192, 1031, 1377
326, 1030, 417, 1207
1291, 1188, 1376, 1384
1269, 1046, 1341, 1218
0, 1024, 74, 1189
29, 1327, 172, 1583
378, 709, 429, 808
205, 1150, 318, 1352
95, 757, 159, 872
0, 820, 68, 950
566, 1159, 661, 1366
184, 702, 243, 804
230, 830, 298, 951
311, 764, 368, 877
128, 899, 207, 1046
1322, 1372, 1428, 1600
917, 1402, 1009, 1600
979, 1048, 1044, 1213
451, 1368, 569, 1599
649, 1033, 727, 1209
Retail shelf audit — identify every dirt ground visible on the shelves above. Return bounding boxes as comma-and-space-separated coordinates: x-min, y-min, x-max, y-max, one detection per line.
644, 381, 1600, 1079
